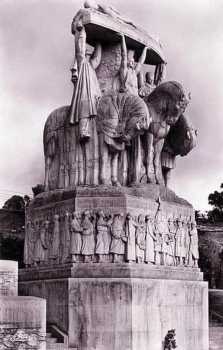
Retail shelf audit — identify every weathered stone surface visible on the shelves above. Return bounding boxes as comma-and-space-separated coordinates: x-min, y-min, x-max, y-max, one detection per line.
19, 263, 203, 282
18, 265, 208, 350
0, 260, 18, 296
24, 186, 196, 267
0, 296, 46, 350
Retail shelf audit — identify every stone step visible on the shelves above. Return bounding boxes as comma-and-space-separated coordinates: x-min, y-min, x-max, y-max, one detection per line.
46, 329, 68, 350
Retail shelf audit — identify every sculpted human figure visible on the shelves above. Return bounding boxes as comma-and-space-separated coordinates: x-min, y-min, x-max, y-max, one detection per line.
138, 72, 155, 98
188, 221, 199, 268
135, 214, 146, 263
84, 1, 136, 28
110, 213, 126, 263
24, 221, 36, 267
81, 211, 95, 262
33, 220, 49, 265
69, 23, 102, 140
70, 212, 83, 263
95, 210, 111, 262
167, 217, 177, 266
62, 212, 71, 262
145, 215, 156, 264
125, 213, 137, 263
70, 212, 83, 262
175, 217, 186, 266
44, 130, 57, 191
49, 214, 60, 264
154, 206, 166, 265
119, 34, 147, 95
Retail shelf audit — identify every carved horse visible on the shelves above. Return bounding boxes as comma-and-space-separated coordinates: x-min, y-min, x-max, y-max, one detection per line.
143, 81, 190, 184
97, 92, 150, 186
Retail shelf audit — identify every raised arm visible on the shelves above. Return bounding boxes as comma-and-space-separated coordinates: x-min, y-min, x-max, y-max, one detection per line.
75, 26, 86, 69
135, 46, 148, 74
120, 33, 128, 81
90, 43, 102, 70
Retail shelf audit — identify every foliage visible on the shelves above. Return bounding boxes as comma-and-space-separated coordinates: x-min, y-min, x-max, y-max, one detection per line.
0, 236, 24, 267
208, 183, 223, 222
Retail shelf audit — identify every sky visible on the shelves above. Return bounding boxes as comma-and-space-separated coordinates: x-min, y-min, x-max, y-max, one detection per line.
0, 0, 223, 210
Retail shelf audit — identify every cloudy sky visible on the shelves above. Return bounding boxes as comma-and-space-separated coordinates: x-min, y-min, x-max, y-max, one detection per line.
0, 0, 223, 210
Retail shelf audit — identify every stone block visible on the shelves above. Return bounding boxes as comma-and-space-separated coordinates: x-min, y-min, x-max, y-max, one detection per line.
0, 296, 46, 350
19, 264, 208, 350
0, 260, 18, 296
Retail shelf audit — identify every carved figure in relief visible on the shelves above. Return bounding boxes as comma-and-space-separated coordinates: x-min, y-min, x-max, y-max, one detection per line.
49, 214, 60, 263
24, 221, 36, 267
33, 220, 49, 265
62, 212, 71, 262
144, 215, 156, 264
175, 217, 187, 266
95, 210, 111, 262
125, 213, 137, 262
81, 210, 95, 262
44, 128, 57, 191
188, 221, 199, 267
70, 212, 83, 262
154, 206, 165, 265
110, 213, 126, 262
69, 21, 102, 141
167, 217, 176, 266
135, 214, 146, 263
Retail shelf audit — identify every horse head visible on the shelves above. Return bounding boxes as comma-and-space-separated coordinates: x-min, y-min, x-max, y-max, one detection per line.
146, 81, 189, 126
164, 114, 197, 157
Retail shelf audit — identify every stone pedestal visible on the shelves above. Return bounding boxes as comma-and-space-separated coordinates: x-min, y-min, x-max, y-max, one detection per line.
19, 264, 208, 350
0, 260, 46, 350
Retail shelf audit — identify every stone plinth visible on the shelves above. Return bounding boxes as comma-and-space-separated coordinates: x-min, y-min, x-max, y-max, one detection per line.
19, 264, 208, 350
0, 296, 46, 350
0, 260, 18, 296
0, 260, 46, 350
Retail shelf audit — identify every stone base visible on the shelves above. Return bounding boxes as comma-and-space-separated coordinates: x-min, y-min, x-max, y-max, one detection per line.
0, 296, 46, 350
19, 264, 208, 350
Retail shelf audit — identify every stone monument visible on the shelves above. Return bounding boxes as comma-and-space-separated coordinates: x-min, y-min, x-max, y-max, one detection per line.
0, 260, 46, 350
19, 2, 208, 350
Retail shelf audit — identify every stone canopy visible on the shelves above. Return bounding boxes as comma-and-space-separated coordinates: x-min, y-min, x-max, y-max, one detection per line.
72, 7, 165, 65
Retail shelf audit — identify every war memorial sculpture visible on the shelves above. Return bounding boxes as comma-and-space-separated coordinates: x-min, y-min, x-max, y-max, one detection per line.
19, 2, 208, 350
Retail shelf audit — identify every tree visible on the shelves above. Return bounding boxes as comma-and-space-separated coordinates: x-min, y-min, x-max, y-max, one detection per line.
208, 183, 223, 222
